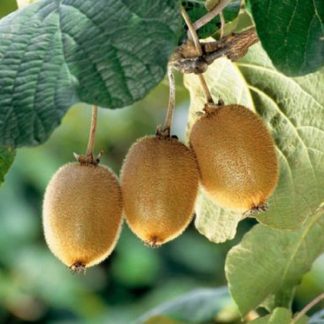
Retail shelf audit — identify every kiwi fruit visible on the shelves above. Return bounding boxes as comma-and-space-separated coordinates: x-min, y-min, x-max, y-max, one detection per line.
190, 104, 279, 212
43, 162, 123, 271
120, 135, 199, 246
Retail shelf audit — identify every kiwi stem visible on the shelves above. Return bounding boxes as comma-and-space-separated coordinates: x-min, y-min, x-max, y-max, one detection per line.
292, 293, 324, 323
180, 6, 214, 104
160, 66, 176, 136
219, 11, 225, 39
86, 105, 98, 158
180, 6, 203, 56
198, 75, 214, 103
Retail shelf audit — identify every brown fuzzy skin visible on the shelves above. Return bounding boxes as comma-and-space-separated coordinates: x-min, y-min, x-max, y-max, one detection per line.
190, 105, 279, 212
120, 136, 199, 246
43, 163, 123, 269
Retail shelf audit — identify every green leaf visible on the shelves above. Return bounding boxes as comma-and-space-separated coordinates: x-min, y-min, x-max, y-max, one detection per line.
185, 44, 324, 230
195, 191, 244, 243
248, 0, 324, 76
225, 206, 324, 315
250, 307, 308, 324
0, 0, 181, 147
137, 288, 231, 323
0, 146, 15, 185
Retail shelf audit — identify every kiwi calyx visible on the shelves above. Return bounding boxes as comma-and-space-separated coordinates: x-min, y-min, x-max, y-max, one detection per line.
155, 125, 171, 138
244, 203, 269, 217
70, 261, 86, 274
73, 151, 103, 166
203, 99, 225, 115
155, 126, 179, 140
144, 236, 161, 248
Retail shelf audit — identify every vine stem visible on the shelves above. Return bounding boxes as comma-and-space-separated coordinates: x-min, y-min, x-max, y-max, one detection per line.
180, 6, 214, 104
219, 11, 225, 39
162, 66, 176, 134
292, 293, 324, 323
180, 6, 203, 56
86, 105, 98, 157
193, 0, 231, 31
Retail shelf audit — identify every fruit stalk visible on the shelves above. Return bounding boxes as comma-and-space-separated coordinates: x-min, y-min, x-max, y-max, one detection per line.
86, 105, 98, 159
180, 6, 214, 104
160, 66, 176, 136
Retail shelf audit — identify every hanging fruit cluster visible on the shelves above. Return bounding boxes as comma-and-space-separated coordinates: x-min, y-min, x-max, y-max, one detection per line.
42, 7, 279, 272
42, 103, 279, 272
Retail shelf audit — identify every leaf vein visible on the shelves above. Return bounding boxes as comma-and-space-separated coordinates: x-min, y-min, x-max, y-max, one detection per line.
237, 62, 323, 109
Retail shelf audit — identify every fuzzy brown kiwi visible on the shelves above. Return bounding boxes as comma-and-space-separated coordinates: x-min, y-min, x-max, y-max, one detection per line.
42, 162, 123, 271
189, 104, 279, 212
120, 135, 199, 247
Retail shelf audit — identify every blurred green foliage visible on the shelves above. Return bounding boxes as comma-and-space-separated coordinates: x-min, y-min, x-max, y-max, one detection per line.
0, 2, 323, 323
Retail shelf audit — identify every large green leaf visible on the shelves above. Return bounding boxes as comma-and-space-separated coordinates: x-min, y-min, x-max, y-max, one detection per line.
185, 44, 324, 230
0, 0, 181, 147
137, 288, 231, 323
248, 0, 324, 76
225, 206, 324, 315
0, 146, 15, 185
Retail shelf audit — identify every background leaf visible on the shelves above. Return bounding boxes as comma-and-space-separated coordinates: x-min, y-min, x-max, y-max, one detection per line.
185, 44, 324, 230
0, 0, 181, 147
137, 287, 231, 324
0, 147, 15, 185
247, 0, 324, 76
225, 206, 324, 315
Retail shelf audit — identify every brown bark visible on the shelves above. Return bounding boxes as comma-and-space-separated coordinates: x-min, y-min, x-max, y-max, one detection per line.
170, 27, 259, 74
